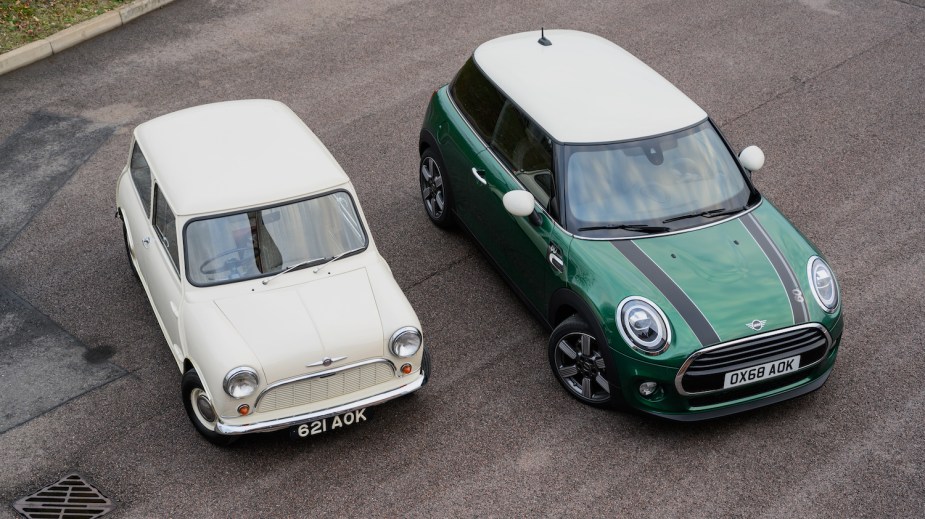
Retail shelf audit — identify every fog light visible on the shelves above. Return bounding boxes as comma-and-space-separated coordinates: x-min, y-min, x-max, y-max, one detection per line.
639, 381, 659, 397
401, 363, 413, 375
237, 404, 250, 416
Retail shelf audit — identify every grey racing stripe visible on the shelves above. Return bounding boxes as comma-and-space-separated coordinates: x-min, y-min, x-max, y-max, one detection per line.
740, 213, 809, 324
612, 240, 721, 346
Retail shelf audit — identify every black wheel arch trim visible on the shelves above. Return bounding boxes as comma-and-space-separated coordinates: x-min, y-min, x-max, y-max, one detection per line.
419, 128, 439, 157
549, 288, 626, 396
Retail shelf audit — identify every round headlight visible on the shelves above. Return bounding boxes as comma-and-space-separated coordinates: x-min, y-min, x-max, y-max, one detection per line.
807, 257, 839, 312
616, 297, 670, 355
390, 327, 422, 358
223, 367, 259, 399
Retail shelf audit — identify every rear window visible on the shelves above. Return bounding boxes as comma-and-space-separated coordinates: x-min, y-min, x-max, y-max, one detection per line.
449, 58, 505, 142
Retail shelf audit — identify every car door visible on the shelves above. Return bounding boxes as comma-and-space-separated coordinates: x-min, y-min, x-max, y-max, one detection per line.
442, 58, 505, 230
138, 183, 184, 364
122, 142, 153, 279
467, 100, 570, 315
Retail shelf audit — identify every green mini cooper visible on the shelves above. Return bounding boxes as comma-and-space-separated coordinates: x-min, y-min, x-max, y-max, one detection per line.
417, 30, 842, 420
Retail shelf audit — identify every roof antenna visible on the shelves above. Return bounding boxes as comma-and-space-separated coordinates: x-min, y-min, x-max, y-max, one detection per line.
538, 27, 552, 46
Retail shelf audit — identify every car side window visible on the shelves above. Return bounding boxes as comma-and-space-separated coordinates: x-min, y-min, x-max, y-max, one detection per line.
153, 185, 180, 274
450, 57, 505, 142
130, 143, 153, 217
491, 101, 556, 211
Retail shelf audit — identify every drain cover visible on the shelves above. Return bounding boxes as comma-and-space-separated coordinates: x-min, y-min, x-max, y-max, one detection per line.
12, 474, 114, 519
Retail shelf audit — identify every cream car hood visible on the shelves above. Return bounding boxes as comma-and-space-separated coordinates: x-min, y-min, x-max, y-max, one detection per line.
213, 267, 384, 384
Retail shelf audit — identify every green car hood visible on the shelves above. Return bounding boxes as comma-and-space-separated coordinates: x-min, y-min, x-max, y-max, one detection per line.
572, 202, 824, 366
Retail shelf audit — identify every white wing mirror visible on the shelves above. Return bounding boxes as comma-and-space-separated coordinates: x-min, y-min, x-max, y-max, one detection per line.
503, 190, 541, 225
738, 145, 765, 172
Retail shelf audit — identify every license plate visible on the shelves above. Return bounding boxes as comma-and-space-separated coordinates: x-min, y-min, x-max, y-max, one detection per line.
723, 355, 800, 389
291, 408, 368, 439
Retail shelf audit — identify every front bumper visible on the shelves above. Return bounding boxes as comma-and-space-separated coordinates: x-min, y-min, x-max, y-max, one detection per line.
215, 373, 426, 435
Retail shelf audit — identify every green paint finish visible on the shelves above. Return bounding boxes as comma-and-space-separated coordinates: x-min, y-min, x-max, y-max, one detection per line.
420, 82, 843, 419
635, 211, 794, 343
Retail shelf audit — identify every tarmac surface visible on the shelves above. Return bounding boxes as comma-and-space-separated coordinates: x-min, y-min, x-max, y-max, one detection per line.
1, 0, 923, 517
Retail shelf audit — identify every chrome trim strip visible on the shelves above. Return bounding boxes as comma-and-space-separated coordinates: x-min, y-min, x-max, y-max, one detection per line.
806, 256, 840, 314
305, 356, 348, 368
253, 358, 397, 409
216, 374, 425, 435
674, 322, 832, 397
222, 366, 259, 399
615, 296, 672, 355
444, 91, 762, 241
389, 326, 422, 357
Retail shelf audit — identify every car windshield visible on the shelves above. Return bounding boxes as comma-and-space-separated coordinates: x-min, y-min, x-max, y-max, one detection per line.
562, 121, 756, 238
184, 191, 367, 286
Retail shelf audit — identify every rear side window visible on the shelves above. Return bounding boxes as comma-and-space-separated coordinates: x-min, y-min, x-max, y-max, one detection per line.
450, 58, 505, 142
130, 143, 152, 217
153, 186, 180, 275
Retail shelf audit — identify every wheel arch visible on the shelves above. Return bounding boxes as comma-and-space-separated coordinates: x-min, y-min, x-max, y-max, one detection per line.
419, 128, 438, 157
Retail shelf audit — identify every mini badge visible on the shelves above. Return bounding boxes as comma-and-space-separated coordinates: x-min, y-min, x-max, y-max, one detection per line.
746, 319, 767, 331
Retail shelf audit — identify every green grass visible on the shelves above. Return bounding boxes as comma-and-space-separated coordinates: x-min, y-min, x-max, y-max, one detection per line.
1, 0, 131, 53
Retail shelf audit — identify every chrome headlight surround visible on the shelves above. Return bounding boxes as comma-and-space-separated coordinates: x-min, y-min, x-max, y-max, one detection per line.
616, 297, 671, 356
390, 326, 422, 358
223, 367, 259, 399
807, 256, 839, 313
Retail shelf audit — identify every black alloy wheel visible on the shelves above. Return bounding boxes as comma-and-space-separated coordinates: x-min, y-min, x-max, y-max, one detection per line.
549, 316, 614, 407
419, 149, 453, 228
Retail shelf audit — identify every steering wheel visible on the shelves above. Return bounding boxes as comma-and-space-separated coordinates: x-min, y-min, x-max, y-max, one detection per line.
199, 247, 253, 274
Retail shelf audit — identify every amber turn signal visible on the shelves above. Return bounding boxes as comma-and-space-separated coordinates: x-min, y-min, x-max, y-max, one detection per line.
237, 404, 251, 415
400, 363, 413, 375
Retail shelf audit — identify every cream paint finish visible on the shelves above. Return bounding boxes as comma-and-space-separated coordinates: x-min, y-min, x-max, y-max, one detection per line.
116, 101, 425, 431
214, 266, 384, 383
474, 30, 707, 143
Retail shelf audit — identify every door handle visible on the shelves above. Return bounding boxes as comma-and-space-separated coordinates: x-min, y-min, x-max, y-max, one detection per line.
547, 242, 564, 273
142, 236, 151, 249
471, 167, 487, 185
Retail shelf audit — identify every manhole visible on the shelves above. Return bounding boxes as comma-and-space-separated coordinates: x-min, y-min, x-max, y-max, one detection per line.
12, 474, 114, 519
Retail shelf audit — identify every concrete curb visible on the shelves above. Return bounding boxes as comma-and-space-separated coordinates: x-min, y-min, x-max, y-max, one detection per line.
0, 0, 177, 76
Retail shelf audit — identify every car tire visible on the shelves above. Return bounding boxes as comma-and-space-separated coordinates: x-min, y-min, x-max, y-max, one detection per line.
548, 315, 621, 408
419, 148, 454, 228
181, 369, 237, 446
121, 218, 139, 279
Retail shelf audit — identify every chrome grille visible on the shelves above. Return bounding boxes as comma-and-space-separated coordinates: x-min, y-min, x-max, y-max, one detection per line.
256, 360, 395, 413
677, 324, 830, 395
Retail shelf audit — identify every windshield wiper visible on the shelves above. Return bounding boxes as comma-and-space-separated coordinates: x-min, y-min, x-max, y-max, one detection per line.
662, 206, 744, 224
311, 248, 361, 273
262, 257, 326, 285
578, 224, 670, 234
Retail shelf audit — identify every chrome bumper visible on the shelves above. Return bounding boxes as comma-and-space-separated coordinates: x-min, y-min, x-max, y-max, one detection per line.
216, 374, 425, 435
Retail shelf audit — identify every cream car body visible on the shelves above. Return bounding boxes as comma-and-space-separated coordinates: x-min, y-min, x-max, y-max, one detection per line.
116, 100, 428, 444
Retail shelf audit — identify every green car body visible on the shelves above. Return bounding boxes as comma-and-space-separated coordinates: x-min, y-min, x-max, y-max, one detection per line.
418, 31, 842, 420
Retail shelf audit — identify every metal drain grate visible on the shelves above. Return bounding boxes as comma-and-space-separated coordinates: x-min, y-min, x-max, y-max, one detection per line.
12, 474, 114, 519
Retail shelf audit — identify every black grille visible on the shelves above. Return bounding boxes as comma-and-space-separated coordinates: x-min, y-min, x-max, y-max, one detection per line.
12, 474, 114, 519
680, 326, 828, 394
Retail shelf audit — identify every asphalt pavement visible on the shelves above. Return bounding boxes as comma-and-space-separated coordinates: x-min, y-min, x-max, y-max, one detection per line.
0, 0, 923, 517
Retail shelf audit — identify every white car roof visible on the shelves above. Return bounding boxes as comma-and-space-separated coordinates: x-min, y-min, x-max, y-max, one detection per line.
134, 100, 350, 216
472, 30, 708, 143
